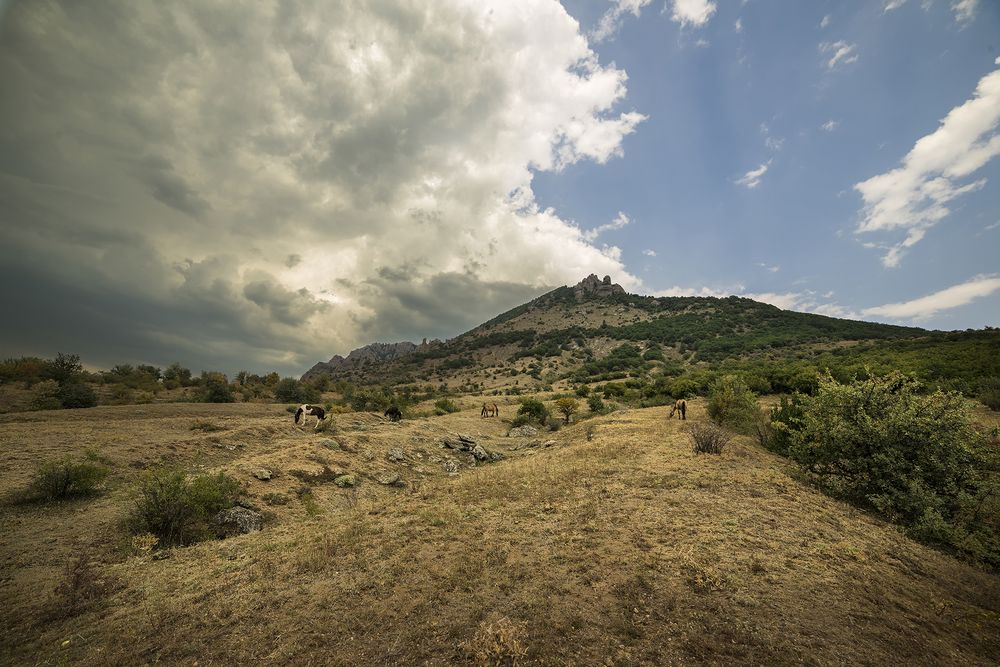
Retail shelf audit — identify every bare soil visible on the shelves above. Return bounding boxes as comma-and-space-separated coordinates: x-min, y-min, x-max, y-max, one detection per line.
1, 400, 997, 666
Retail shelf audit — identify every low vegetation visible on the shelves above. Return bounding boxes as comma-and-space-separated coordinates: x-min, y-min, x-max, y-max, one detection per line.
24, 452, 110, 502
127, 469, 241, 547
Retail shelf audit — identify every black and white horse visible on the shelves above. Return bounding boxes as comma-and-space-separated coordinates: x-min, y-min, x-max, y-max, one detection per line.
384, 405, 402, 422
294, 404, 326, 429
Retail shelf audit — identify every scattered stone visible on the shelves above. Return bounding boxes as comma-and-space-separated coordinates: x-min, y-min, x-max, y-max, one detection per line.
508, 425, 538, 437
251, 468, 273, 481
151, 550, 171, 561
334, 474, 357, 488
387, 448, 406, 462
542, 440, 556, 447
471, 444, 490, 461
214, 506, 264, 536
442, 435, 474, 451
443, 460, 459, 474
458, 434, 476, 444
376, 472, 402, 486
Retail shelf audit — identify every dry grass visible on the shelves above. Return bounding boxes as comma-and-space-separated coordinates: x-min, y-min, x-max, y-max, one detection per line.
1, 399, 998, 665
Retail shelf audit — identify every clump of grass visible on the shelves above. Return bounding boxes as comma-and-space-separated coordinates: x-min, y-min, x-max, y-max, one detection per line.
127, 468, 240, 547
26, 454, 110, 501
463, 615, 529, 666
314, 418, 336, 433
434, 398, 460, 415
190, 420, 225, 432
688, 422, 731, 455
48, 554, 121, 619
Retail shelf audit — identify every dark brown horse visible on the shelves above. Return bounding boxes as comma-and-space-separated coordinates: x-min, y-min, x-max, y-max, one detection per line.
481, 403, 499, 418
668, 399, 686, 420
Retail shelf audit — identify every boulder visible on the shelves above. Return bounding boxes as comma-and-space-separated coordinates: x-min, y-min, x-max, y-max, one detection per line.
214, 506, 264, 536
251, 468, 273, 481
471, 444, 490, 461
443, 460, 459, 474
387, 448, 406, 462
508, 425, 538, 437
376, 472, 402, 486
442, 435, 474, 451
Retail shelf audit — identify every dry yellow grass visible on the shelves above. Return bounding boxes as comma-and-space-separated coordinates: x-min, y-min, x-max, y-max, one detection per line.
1, 400, 998, 665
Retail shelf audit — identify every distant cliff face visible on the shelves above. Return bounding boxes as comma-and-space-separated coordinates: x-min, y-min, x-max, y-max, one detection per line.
302, 340, 429, 380
573, 274, 625, 300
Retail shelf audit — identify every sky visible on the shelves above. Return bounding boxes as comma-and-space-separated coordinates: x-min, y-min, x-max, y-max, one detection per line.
0, 0, 997, 376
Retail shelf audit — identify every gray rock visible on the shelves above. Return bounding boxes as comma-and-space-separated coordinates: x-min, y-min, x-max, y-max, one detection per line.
508, 425, 538, 437
376, 472, 402, 486
442, 436, 473, 451
542, 440, 556, 447
387, 448, 406, 462
458, 434, 476, 444
443, 460, 459, 474
215, 506, 264, 536
251, 468, 272, 481
471, 444, 490, 461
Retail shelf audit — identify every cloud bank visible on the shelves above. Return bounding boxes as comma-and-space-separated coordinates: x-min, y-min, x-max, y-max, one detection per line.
0, 0, 645, 374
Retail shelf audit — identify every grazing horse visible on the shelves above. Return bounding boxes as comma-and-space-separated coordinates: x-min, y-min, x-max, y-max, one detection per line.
295, 404, 326, 429
384, 405, 402, 422
481, 403, 499, 418
668, 399, 686, 420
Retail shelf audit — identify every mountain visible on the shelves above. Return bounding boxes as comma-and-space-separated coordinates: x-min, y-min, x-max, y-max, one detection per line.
301, 274, 997, 391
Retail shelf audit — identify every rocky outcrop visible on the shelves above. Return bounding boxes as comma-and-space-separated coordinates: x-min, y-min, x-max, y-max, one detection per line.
573, 274, 625, 301
302, 339, 443, 381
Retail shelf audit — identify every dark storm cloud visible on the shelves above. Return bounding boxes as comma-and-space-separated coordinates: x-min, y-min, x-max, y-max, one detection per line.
0, 0, 640, 375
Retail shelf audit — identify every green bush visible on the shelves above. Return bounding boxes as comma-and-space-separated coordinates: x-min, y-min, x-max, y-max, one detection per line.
766, 394, 806, 455
587, 394, 606, 413
58, 382, 98, 409
706, 375, 759, 434
434, 398, 460, 414
197, 372, 234, 403
517, 398, 549, 424
29, 456, 109, 500
786, 372, 998, 565
274, 377, 320, 404
977, 377, 1000, 411
31, 380, 62, 410
128, 469, 240, 547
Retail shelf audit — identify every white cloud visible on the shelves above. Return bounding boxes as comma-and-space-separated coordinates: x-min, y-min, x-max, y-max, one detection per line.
643, 249, 657, 257
820, 41, 859, 69
0, 0, 647, 373
653, 285, 858, 319
592, 0, 652, 42
582, 211, 632, 241
666, 0, 717, 28
736, 160, 771, 189
734, 18, 743, 33
984, 220, 1000, 231
883, 0, 908, 12
855, 57, 1000, 267
756, 262, 780, 273
952, 0, 979, 26
863, 275, 1000, 319
821, 120, 839, 132
819, 14, 831, 28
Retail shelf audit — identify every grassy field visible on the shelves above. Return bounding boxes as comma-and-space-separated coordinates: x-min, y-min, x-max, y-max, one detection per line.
1, 400, 998, 665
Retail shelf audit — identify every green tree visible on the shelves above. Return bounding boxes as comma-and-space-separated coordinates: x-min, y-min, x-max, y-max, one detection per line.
707, 375, 759, 434
554, 397, 579, 423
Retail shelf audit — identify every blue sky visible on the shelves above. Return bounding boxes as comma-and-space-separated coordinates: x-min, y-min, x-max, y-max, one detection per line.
538, 0, 1000, 329
0, 0, 997, 375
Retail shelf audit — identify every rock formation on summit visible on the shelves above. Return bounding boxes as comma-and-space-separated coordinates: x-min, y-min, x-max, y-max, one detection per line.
573, 274, 625, 300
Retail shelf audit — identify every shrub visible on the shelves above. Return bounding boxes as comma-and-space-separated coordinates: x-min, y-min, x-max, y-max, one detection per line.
463, 615, 528, 667
706, 375, 759, 434
434, 398, 460, 414
766, 394, 806, 455
128, 469, 240, 547
274, 377, 320, 404
575, 385, 590, 397
58, 382, 98, 409
688, 422, 731, 455
587, 394, 606, 413
554, 397, 579, 423
786, 372, 997, 564
31, 380, 62, 410
978, 377, 1000, 411
517, 398, 549, 424
198, 372, 234, 403
29, 456, 109, 500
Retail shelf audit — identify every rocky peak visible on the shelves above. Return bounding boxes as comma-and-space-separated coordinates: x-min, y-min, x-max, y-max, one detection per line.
573, 274, 626, 300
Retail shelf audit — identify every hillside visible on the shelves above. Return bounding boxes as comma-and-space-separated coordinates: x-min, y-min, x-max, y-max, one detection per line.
301, 275, 998, 395
2, 401, 998, 665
